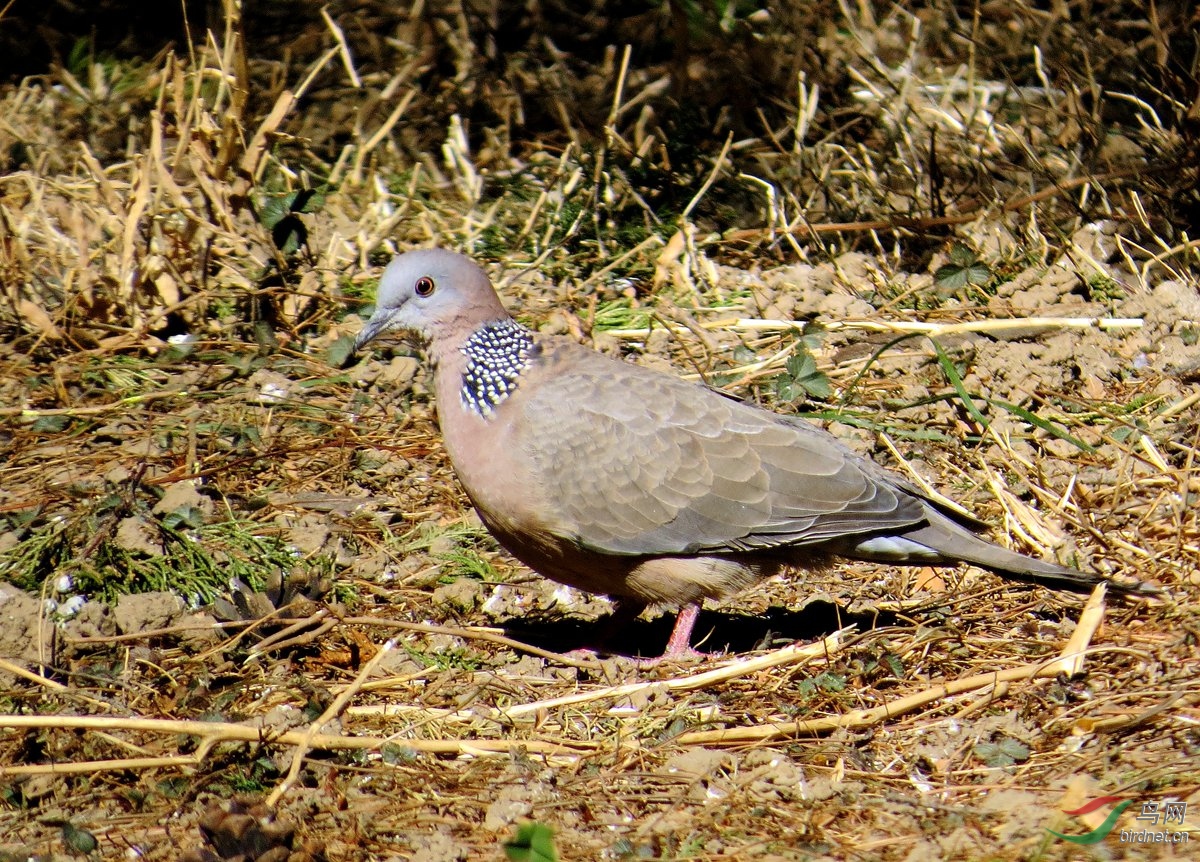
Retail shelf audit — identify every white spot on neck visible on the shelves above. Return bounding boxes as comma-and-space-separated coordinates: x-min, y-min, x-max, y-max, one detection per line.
459, 319, 535, 416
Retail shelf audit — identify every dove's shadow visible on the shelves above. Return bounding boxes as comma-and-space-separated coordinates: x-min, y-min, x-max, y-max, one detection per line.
501, 600, 897, 659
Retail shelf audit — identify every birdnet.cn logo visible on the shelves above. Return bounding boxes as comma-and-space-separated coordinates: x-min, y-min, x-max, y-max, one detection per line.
1047, 796, 1190, 845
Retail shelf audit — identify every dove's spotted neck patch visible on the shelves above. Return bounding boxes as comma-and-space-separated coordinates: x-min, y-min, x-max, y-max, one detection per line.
460, 320, 536, 416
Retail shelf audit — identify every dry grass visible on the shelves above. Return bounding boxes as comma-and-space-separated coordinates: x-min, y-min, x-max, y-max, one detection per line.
1, 2, 1198, 860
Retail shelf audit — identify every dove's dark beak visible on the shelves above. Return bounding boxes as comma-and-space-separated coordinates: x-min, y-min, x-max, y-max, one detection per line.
354, 311, 393, 353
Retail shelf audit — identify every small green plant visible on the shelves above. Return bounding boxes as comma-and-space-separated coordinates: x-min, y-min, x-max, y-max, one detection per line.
80, 355, 159, 394
329, 580, 360, 606
65, 37, 151, 99
257, 187, 327, 255
676, 834, 708, 857
1108, 418, 1148, 444
223, 755, 280, 794
592, 298, 653, 331
380, 743, 419, 765
1085, 272, 1124, 302
864, 651, 905, 679
974, 737, 1031, 768
60, 822, 98, 855
504, 822, 558, 862
934, 243, 992, 291
775, 347, 832, 403
397, 520, 496, 559
437, 548, 499, 582
0, 508, 295, 604
29, 414, 71, 434
404, 646, 482, 672
796, 670, 847, 698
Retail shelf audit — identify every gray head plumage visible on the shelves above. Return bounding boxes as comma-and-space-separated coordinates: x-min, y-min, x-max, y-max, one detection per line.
354, 249, 509, 351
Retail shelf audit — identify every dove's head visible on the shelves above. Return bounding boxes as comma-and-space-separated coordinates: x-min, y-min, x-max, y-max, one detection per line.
354, 249, 510, 351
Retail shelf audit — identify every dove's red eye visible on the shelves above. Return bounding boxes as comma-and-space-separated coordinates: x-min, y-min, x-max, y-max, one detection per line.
415, 277, 436, 297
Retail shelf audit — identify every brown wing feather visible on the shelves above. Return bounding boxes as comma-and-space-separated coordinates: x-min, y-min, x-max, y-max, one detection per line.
520, 343, 929, 556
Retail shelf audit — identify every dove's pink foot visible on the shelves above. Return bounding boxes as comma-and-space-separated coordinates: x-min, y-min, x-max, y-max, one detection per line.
634, 604, 708, 665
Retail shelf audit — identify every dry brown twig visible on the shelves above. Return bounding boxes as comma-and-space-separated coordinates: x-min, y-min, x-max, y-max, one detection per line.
0, 714, 599, 778
606, 315, 1144, 341
264, 638, 396, 807
0, 592, 1139, 780
341, 616, 606, 671
677, 585, 1114, 746
346, 629, 851, 722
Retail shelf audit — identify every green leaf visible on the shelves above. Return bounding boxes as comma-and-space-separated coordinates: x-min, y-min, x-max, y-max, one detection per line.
929, 340, 988, 427
291, 187, 327, 214
1109, 424, 1136, 443
962, 263, 991, 285
326, 334, 356, 368
984, 397, 1096, 453
778, 350, 831, 401
31, 414, 70, 433
259, 194, 291, 230
61, 822, 98, 854
799, 319, 827, 350
797, 367, 832, 400
259, 188, 327, 227
884, 652, 904, 677
775, 375, 803, 403
974, 737, 1030, 767
948, 243, 978, 267
732, 345, 757, 363
504, 822, 558, 862
934, 262, 991, 290
258, 189, 325, 254
785, 353, 809, 379
963, 263, 991, 285
162, 505, 204, 531
271, 215, 307, 254
934, 245, 992, 290
67, 39, 91, 77
816, 671, 846, 692
381, 743, 418, 764
934, 265, 964, 289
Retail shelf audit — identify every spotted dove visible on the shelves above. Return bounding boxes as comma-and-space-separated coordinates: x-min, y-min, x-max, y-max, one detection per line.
355, 249, 1152, 658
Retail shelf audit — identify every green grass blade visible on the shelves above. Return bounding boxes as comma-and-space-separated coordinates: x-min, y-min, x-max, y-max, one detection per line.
837, 332, 925, 407
985, 397, 1096, 453
929, 339, 989, 427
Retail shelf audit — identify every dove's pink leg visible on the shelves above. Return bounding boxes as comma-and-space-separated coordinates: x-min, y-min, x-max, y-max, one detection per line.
660, 603, 705, 660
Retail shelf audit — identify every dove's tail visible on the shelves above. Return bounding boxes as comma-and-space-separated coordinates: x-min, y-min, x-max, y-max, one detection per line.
843, 505, 1160, 597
